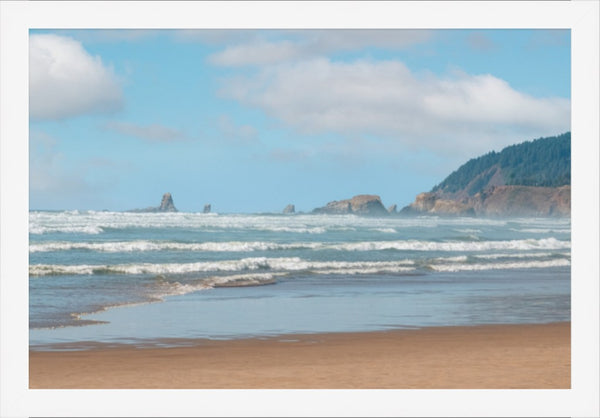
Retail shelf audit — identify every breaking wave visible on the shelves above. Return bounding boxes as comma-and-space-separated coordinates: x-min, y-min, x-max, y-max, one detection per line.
30, 251, 570, 277
29, 237, 571, 253
29, 257, 418, 277
430, 259, 571, 272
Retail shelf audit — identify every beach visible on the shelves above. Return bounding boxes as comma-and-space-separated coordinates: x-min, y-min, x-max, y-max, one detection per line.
29, 322, 570, 389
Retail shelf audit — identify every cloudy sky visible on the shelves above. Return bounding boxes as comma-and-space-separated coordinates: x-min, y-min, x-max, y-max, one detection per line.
29, 29, 570, 212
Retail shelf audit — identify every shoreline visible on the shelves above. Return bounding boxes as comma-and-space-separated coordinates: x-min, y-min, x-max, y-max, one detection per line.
30, 322, 570, 389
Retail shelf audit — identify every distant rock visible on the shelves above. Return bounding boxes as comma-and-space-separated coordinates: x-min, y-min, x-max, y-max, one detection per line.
159, 193, 177, 211
400, 192, 474, 217
283, 204, 295, 214
313, 195, 388, 216
129, 193, 178, 213
203, 204, 211, 214
387, 204, 397, 214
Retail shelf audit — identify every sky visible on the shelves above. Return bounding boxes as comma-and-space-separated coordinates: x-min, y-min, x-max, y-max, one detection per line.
29, 29, 571, 212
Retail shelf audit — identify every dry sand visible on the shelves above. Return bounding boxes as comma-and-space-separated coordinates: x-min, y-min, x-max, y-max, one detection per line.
29, 322, 570, 389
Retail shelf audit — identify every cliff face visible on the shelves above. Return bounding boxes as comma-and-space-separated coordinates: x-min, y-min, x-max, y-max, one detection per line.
313, 195, 388, 216
472, 185, 570, 217
401, 185, 570, 217
401, 193, 475, 216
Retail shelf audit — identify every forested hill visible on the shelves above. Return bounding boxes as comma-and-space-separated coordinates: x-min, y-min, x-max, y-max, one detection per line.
432, 132, 571, 199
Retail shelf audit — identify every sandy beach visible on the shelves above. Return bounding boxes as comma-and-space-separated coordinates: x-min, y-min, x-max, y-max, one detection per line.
29, 322, 570, 389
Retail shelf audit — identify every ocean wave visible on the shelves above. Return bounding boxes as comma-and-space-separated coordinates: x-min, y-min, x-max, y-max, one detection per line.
153, 273, 282, 298
29, 257, 416, 277
453, 228, 482, 234
28, 240, 322, 253
313, 266, 417, 275
510, 228, 571, 234
29, 237, 571, 253
430, 259, 571, 272
28, 212, 365, 235
371, 228, 397, 233
29, 250, 570, 277
29, 211, 518, 236
323, 238, 570, 252
29, 225, 104, 235
475, 252, 569, 260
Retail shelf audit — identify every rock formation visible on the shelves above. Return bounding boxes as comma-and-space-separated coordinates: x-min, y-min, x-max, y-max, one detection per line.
159, 193, 177, 212
283, 204, 295, 214
129, 193, 178, 213
400, 186, 570, 217
203, 204, 211, 214
387, 204, 397, 214
400, 192, 475, 217
313, 195, 388, 216
472, 185, 570, 217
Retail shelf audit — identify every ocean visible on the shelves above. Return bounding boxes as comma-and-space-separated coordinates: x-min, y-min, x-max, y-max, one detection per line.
29, 210, 571, 348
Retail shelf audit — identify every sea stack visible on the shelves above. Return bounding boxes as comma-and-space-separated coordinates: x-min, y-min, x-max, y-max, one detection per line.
159, 193, 177, 212
313, 195, 388, 216
387, 204, 398, 214
129, 192, 178, 212
283, 204, 295, 214
203, 204, 211, 213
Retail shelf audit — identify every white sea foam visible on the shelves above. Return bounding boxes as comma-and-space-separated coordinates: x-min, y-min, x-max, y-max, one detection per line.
29, 225, 104, 235
152, 273, 282, 299
475, 252, 569, 260
313, 266, 416, 275
29, 250, 571, 277
29, 210, 516, 236
371, 228, 397, 233
510, 228, 571, 234
431, 255, 469, 263
430, 259, 571, 272
453, 228, 482, 234
324, 238, 569, 252
29, 257, 416, 277
28, 240, 322, 253
205, 272, 284, 287
29, 237, 571, 253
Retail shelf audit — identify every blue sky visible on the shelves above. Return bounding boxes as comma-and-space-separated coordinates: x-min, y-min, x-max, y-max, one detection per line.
29, 29, 570, 212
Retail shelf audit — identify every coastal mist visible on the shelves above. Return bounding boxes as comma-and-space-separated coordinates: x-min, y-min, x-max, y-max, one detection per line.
29, 211, 570, 348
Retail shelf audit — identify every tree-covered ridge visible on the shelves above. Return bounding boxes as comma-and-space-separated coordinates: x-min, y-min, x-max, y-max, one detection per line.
432, 132, 571, 195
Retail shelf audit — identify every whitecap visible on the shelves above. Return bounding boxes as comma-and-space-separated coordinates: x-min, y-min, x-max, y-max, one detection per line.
430, 259, 571, 272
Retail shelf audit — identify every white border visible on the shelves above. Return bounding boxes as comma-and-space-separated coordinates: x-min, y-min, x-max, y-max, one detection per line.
1, 1, 599, 417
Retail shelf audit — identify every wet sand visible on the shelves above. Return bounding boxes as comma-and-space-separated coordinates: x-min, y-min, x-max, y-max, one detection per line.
29, 322, 570, 389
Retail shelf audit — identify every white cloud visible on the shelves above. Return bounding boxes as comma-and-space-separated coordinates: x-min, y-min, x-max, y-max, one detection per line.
218, 58, 570, 156
209, 29, 432, 67
302, 29, 433, 52
103, 121, 185, 142
210, 40, 306, 66
29, 34, 123, 120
